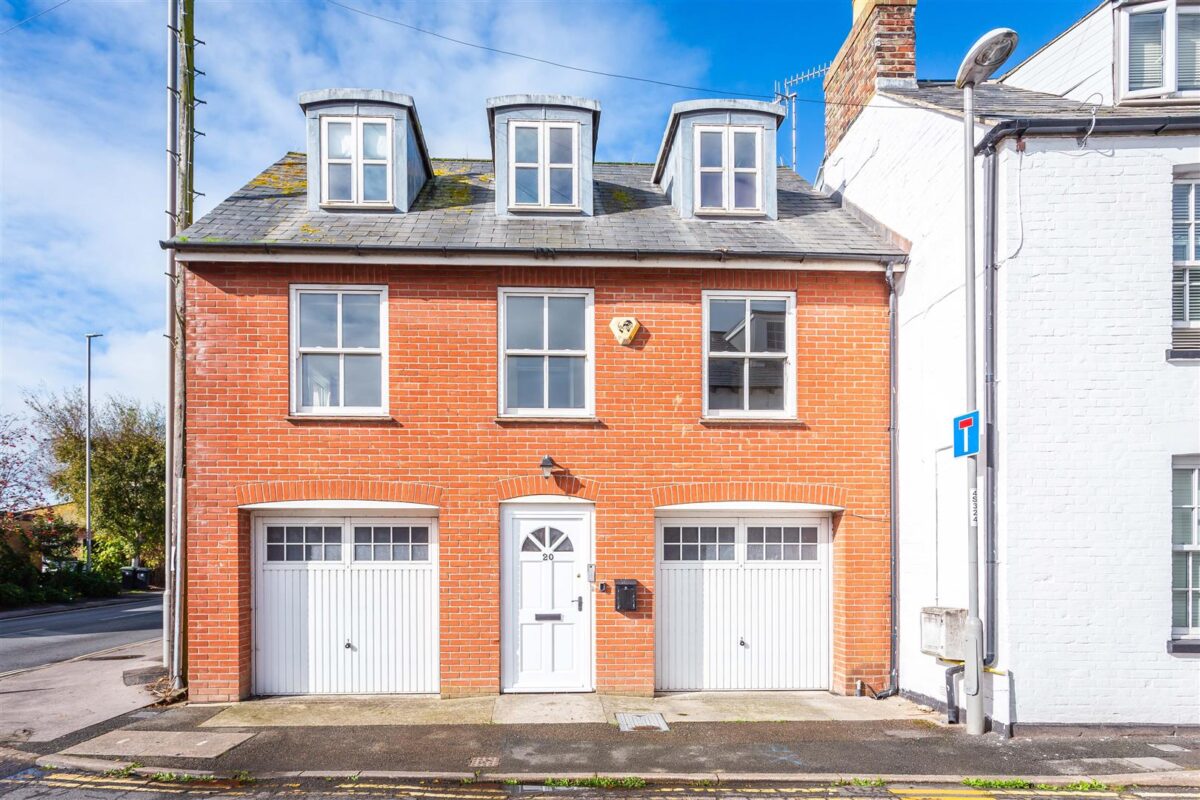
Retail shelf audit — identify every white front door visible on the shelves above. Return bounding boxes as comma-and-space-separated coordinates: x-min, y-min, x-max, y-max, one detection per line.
501, 505, 593, 692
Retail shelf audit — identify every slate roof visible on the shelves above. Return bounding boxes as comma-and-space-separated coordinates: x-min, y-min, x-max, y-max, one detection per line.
881, 80, 1200, 122
171, 155, 906, 261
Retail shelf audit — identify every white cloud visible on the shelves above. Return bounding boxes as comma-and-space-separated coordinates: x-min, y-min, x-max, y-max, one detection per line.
0, 0, 710, 416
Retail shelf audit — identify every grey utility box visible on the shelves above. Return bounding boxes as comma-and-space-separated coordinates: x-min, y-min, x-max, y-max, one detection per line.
920, 606, 968, 660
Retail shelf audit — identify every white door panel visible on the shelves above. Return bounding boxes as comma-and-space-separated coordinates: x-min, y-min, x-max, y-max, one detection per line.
656, 517, 830, 691
502, 506, 593, 692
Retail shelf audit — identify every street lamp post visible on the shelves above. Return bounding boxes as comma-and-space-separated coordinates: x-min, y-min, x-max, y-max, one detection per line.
955, 28, 1017, 737
84, 332, 103, 571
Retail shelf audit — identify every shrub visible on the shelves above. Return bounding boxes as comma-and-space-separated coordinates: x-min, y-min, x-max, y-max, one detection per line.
0, 583, 28, 608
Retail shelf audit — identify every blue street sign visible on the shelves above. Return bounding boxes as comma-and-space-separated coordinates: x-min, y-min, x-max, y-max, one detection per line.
953, 411, 980, 458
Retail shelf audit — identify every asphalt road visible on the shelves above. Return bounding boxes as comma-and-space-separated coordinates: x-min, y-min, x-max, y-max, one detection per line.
0, 595, 162, 673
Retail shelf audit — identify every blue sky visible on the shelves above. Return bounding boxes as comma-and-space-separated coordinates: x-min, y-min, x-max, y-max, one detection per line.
0, 0, 1097, 415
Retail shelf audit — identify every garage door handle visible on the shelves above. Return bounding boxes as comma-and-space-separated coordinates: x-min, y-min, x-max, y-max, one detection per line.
739, 638, 747, 648
344, 640, 352, 650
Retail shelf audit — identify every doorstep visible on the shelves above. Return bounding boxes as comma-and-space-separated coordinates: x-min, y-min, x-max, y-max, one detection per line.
199, 691, 939, 728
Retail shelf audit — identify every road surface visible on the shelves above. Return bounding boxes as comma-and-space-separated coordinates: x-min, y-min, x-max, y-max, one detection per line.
0, 595, 162, 673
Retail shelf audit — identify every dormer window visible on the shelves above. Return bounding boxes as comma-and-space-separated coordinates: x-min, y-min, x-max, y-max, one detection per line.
695, 126, 762, 214
320, 116, 394, 206
508, 121, 580, 210
1119, 0, 1200, 100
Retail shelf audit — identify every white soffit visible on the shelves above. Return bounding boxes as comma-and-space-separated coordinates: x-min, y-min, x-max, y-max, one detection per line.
655, 500, 843, 514
499, 494, 595, 505
241, 499, 439, 513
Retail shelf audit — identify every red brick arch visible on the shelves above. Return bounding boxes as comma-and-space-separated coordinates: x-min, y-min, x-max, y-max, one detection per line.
495, 474, 602, 502
234, 479, 444, 507
650, 481, 848, 509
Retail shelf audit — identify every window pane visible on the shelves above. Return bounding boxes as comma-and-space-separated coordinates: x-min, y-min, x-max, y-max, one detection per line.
664, 545, 680, 561
344, 355, 382, 407
1173, 590, 1189, 628
719, 527, 735, 543
363, 164, 388, 202
733, 131, 757, 168
301, 354, 340, 408
305, 526, 323, 543
1179, 13, 1200, 91
342, 294, 380, 348
1176, 224, 1191, 263
506, 355, 544, 409
327, 163, 352, 201
548, 127, 572, 165
709, 299, 747, 353
1174, 552, 1190, 590
324, 526, 341, 542
748, 359, 785, 411
747, 544, 763, 560
286, 544, 303, 561
548, 357, 585, 409
1173, 183, 1191, 223
1175, 469, 1196, 506
1128, 11, 1165, 91
1174, 508, 1195, 546
305, 544, 324, 560
327, 121, 353, 159
506, 295, 544, 349
267, 527, 284, 543
718, 544, 735, 560
412, 527, 429, 543
412, 544, 429, 560
801, 544, 818, 560
515, 167, 539, 204
354, 527, 371, 543
734, 172, 757, 209
514, 127, 538, 163
325, 545, 341, 561
362, 122, 388, 160
707, 357, 744, 410
285, 526, 303, 543
783, 544, 800, 560
267, 545, 284, 561
549, 167, 574, 205
392, 545, 409, 561
749, 300, 787, 352
299, 293, 337, 347
699, 172, 723, 208
548, 296, 585, 350
699, 131, 723, 168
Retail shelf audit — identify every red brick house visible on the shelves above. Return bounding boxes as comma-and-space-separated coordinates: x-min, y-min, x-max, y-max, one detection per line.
167, 90, 906, 702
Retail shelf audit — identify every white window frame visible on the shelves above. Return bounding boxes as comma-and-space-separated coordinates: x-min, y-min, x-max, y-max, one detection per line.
692, 125, 764, 215
1174, 458, 1200, 638
656, 515, 829, 571
497, 287, 595, 418
289, 284, 388, 417
1118, 0, 1200, 101
320, 116, 394, 208
258, 515, 437, 572
507, 120, 580, 211
701, 289, 796, 420
1175, 179, 1200, 331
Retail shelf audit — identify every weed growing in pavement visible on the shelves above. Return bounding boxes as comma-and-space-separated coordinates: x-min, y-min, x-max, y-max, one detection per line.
150, 772, 217, 784
851, 778, 887, 787
963, 778, 1034, 789
230, 770, 255, 784
1034, 781, 1115, 792
104, 762, 143, 779
545, 777, 648, 789
502, 779, 519, 785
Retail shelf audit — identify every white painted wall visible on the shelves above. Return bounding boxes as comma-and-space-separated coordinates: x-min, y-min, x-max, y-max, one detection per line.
823, 94, 1200, 725
1001, 3, 1115, 104
994, 135, 1200, 725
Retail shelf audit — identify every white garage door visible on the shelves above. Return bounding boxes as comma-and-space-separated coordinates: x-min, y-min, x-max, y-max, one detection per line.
656, 516, 830, 691
253, 515, 438, 695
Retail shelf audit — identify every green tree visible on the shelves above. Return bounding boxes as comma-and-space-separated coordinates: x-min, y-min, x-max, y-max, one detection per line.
26, 390, 165, 568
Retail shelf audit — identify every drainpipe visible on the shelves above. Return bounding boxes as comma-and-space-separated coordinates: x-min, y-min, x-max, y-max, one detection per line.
944, 663, 965, 724
982, 147, 999, 669
874, 260, 902, 700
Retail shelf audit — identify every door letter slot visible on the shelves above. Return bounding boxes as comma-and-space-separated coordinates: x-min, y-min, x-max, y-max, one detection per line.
534, 613, 563, 621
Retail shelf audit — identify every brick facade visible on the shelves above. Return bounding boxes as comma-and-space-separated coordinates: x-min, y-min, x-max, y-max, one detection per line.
183, 262, 893, 702
824, 0, 917, 156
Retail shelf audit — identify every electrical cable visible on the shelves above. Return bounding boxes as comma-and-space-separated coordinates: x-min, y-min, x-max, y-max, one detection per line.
1, 0, 72, 36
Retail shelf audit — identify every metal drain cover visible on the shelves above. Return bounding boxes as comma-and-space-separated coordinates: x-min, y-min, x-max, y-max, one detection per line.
615, 712, 669, 732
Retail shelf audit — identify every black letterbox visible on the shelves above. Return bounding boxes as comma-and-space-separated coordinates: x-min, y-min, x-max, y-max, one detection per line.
614, 579, 638, 612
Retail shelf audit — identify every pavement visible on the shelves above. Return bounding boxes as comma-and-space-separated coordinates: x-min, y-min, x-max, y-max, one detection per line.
0, 638, 161, 744
6, 693, 1199, 785
0, 594, 162, 674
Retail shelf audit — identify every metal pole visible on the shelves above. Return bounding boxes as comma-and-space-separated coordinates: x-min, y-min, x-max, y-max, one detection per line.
164, 0, 180, 675
962, 81, 985, 736
84, 333, 102, 571
790, 92, 797, 172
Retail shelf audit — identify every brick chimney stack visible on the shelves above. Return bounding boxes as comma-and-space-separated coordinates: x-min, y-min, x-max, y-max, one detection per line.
823, 0, 917, 156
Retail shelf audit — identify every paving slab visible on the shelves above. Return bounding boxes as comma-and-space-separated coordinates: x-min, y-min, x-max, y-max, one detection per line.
0, 639, 160, 744
492, 694, 605, 724
598, 692, 936, 724
61, 730, 254, 758
201, 695, 495, 727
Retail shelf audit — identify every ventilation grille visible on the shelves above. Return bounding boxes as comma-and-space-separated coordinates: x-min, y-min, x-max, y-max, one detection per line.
1173, 327, 1200, 349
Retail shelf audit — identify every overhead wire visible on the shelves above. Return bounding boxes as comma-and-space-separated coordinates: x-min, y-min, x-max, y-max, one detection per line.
0, 0, 72, 36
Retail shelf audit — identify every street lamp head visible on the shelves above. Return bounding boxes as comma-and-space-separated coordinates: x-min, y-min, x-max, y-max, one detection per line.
955, 28, 1018, 88
85, 332, 104, 339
